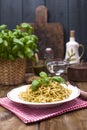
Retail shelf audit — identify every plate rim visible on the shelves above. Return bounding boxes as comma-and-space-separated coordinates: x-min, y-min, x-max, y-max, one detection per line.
7, 84, 80, 106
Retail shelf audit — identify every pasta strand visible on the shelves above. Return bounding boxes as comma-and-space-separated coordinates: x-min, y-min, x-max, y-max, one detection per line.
19, 81, 72, 103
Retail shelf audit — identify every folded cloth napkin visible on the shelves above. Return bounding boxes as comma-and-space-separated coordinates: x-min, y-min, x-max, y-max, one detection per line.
0, 97, 87, 124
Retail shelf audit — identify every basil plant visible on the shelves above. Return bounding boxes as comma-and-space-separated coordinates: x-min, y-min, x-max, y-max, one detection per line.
0, 23, 38, 60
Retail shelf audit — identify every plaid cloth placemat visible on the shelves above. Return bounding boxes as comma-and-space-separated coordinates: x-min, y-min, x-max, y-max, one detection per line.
0, 97, 87, 124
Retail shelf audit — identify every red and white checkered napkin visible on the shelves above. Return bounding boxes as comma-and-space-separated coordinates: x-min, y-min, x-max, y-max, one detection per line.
0, 97, 87, 124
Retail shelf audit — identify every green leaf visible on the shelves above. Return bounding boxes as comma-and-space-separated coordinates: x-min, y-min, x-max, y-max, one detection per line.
43, 77, 50, 84
13, 38, 23, 46
26, 40, 33, 46
0, 38, 3, 44
31, 35, 38, 42
9, 54, 15, 60
0, 24, 7, 31
20, 23, 29, 28
0, 23, 38, 61
20, 23, 33, 34
12, 45, 19, 52
39, 72, 48, 78
3, 40, 8, 47
52, 76, 66, 84
31, 79, 41, 91
25, 48, 34, 58
18, 51, 24, 59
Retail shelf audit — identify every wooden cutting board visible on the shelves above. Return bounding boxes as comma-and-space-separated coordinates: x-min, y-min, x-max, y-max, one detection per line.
27, 5, 64, 72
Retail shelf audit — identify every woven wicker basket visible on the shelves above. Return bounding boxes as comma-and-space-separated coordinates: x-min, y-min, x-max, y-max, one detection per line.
0, 58, 26, 85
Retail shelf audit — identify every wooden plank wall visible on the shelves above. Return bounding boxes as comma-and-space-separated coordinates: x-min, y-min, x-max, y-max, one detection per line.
0, 0, 87, 60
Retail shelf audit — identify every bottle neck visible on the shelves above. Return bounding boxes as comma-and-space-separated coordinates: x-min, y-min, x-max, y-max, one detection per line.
69, 30, 75, 41
69, 37, 75, 41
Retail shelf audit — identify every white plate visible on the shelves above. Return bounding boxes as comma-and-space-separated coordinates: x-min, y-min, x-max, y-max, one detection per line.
7, 84, 80, 108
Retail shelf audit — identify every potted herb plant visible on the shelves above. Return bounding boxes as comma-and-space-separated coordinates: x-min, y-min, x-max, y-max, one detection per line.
0, 23, 38, 85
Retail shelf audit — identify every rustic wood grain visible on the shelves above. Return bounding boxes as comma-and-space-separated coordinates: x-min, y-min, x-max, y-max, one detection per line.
26, 5, 64, 72
36, 5, 47, 23
34, 5, 64, 59
32, 23, 64, 59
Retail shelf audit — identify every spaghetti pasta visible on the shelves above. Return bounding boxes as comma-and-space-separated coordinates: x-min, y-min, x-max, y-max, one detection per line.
19, 80, 72, 103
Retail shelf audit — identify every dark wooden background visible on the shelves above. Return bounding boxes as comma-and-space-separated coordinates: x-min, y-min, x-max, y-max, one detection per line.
0, 0, 87, 60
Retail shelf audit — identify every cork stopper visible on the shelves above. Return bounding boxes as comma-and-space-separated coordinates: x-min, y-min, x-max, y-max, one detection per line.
70, 30, 75, 37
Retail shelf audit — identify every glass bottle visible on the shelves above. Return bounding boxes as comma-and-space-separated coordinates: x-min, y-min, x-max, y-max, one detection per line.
65, 30, 84, 64
44, 48, 54, 62
44, 48, 54, 75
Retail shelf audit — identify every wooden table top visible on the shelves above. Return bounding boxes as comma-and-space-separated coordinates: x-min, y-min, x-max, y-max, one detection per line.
0, 75, 87, 130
